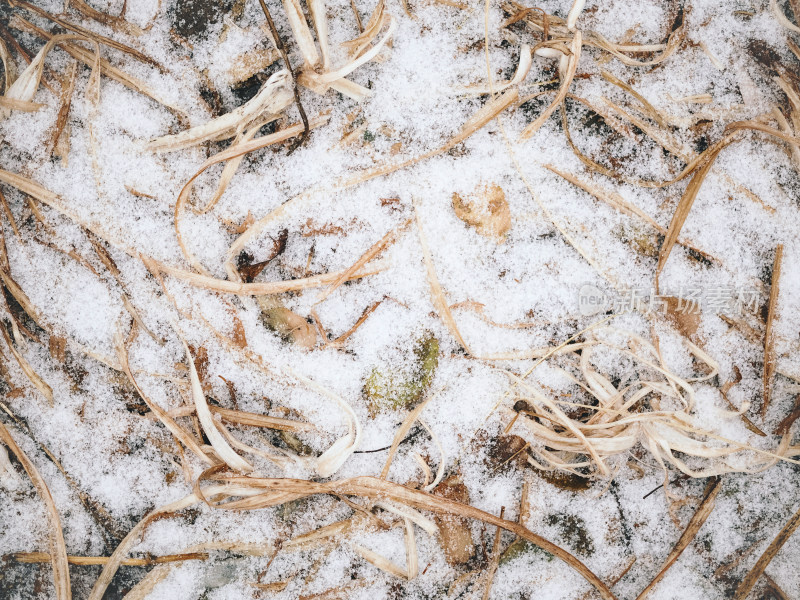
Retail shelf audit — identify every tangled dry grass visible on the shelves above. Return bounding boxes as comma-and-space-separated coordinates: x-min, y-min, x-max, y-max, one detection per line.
2, 0, 800, 598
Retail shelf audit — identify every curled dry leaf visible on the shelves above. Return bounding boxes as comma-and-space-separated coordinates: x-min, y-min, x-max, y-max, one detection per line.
504, 327, 800, 480
452, 182, 511, 243
258, 297, 317, 349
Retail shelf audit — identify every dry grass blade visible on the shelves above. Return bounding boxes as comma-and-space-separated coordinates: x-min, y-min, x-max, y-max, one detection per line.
68, 0, 143, 37
0, 420, 70, 600
413, 198, 472, 355
309, 0, 331, 69
198, 324, 363, 477
283, 0, 321, 67
545, 164, 718, 263
324, 299, 381, 348
635, 477, 722, 599
11, 16, 187, 117
178, 334, 253, 472
377, 500, 438, 536
0, 35, 16, 93
251, 581, 290, 592
653, 120, 800, 286
342, 0, 386, 55
115, 330, 213, 465
347, 87, 519, 184
771, 107, 800, 170
353, 544, 409, 578
148, 70, 293, 152
772, 0, 800, 34
8, 0, 159, 68
48, 60, 78, 158
0, 267, 45, 329
0, 33, 87, 120
601, 69, 666, 127
152, 405, 314, 433
312, 387, 363, 478
192, 122, 263, 215
12, 551, 208, 566
0, 96, 43, 111
173, 115, 328, 275
315, 219, 411, 305
482, 507, 505, 600
465, 44, 532, 94
404, 517, 419, 579
763, 244, 783, 416
567, 0, 586, 29
284, 519, 353, 548
735, 505, 800, 600
300, 16, 396, 98
1, 400, 125, 543
204, 474, 617, 600
214, 406, 315, 433
88, 491, 215, 600
225, 89, 517, 275
2, 184, 185, 281
520, 32, 581, 141
0, 322, 54, 404
501, 1, 682, 66
720, 368, 766, 437
149, 257, 386, 296
379, 395, 433, 480
655, 145, 722, 290
419, 419, 445, 492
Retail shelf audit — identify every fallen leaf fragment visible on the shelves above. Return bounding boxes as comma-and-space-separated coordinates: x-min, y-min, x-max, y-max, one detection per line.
452, 183, 511, 242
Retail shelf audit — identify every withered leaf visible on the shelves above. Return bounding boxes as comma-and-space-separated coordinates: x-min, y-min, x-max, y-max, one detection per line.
237, 229, 288, 283
433, 474, 475, 565
452, 182, 511, 243
230, 312, 247, 349
487, 434, 528, 470
258, 298, 316, 349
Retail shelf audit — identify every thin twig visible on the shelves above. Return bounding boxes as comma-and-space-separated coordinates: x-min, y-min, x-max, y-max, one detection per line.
258, 0, 310, 153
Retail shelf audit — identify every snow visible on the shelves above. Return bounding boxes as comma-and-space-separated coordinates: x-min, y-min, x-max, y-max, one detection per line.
1, 0, 800, 598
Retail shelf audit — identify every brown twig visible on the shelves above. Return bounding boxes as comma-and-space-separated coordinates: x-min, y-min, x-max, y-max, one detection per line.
763, 244, 783, 416
258, 0, 310, 153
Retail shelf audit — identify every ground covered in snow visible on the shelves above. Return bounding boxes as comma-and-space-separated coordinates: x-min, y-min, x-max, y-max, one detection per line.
1, 0, 800, 598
